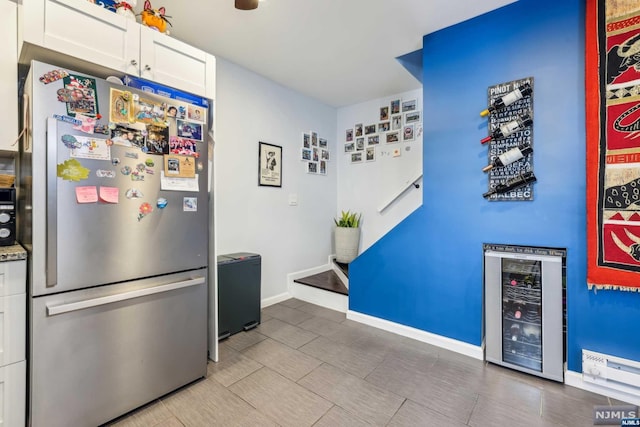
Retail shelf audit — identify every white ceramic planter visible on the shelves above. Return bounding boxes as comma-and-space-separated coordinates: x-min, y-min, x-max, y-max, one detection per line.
335, 227, 361, 263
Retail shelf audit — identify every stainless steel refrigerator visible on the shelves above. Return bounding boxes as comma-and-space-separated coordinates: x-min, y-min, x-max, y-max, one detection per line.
19, 61, 210, 427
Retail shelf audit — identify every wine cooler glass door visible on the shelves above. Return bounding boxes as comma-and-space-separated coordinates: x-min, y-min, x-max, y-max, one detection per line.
501, 258, 542, 372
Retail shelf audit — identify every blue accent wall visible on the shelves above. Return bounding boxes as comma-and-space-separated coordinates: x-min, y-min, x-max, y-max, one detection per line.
396, 49, 423, 84
350, 0, 640, 372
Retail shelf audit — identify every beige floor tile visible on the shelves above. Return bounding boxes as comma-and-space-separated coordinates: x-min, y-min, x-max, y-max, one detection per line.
162, 377, 276, 427
294, 302, 347, 323
261, 304, 314, 325
298, 363, 404, 426
106, 400, 172, 427
207, 350, 263, 387
242, 338, 322, 381
298, 335, 385, 378
387, 399, 468, 427
313, 405, 371, 427
229, 367, 332, 427
223, 329, 267, 352
256, 318, 318, 349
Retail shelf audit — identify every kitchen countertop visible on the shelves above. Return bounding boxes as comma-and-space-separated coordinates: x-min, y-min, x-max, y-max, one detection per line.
0, 243, 27, 262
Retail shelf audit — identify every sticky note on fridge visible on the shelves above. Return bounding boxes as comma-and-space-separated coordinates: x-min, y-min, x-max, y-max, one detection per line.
99, 186, 119, 203
76, 186, 98, 203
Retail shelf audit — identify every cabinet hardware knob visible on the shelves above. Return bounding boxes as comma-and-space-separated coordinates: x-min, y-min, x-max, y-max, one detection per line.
144, 65, 151, 71
130, 59, 138, 66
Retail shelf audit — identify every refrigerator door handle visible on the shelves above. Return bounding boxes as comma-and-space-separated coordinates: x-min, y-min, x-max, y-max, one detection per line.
46, 276, 205, 316
46, 118, 58, 287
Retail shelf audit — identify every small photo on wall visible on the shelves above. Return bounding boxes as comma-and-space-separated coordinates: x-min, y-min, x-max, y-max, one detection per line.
301, 147, 312, 161
319, 138, 328, 149
391, 99, 400, 115
367, 135, 380, 145
391, 115, 402, 130
311, 131, 318, 146
405, 111, 421, 124
356, 137, 365, 151
345, 142, 355, 152
320, 160, 327, 175
366, 147, 376, 162
303, 133, 311, 148
380, 106, 389, 121
321, 149, 330, 161
401, 99, 417, 113
403, 124, 415, 142
307, 161, 318, 174
364, 124, 376, 135
355, 123, 363, 137
312, 147, 319, 161
346, 129, 353, 142
351, 152, 363, 163
386, 131, 400, 144
378, 122, 390, 132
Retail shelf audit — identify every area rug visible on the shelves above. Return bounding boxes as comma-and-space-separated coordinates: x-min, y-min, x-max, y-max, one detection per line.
587, 0, 640, 291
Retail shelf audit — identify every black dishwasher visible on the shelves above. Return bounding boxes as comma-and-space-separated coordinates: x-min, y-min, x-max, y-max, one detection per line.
217, 253, 261, 340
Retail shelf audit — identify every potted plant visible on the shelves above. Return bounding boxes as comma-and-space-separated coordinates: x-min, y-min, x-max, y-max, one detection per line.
334, 210, 361, 263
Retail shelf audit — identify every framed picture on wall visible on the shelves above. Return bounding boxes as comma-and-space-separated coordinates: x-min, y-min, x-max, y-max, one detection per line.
405, 111, 421, 124
258, 141, 282, 187
391, 99, 400, 115
380, 106, 389, 121
401, 99, 417, 112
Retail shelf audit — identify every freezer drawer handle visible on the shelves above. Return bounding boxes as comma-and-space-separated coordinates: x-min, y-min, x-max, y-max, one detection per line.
46, 277, 205, 316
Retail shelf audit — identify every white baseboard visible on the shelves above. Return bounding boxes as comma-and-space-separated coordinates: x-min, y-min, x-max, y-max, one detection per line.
290, 281, 348, 313
261, 292, 291, 308
347, 310, 484, 360
564, 370, 640, 406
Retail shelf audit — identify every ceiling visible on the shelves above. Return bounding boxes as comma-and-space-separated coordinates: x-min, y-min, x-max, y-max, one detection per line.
157, 0, 516, 107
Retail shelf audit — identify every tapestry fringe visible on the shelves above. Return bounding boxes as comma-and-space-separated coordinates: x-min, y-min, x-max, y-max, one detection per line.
587, 282, 640, 292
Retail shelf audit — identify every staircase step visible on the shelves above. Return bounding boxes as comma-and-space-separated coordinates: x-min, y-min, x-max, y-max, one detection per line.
293, 270, 348, 295
333, 260, 349, 278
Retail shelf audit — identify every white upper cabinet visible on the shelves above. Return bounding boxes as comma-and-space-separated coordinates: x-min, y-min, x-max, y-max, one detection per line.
1, 0, 19, 153
19, 0, 213, 98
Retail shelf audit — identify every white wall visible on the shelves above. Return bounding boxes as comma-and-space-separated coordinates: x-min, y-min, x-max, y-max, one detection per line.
215, 58, 337, 300
336, 89, 423, 252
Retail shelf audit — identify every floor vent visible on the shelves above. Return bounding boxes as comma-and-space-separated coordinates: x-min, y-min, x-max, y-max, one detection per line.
583, 349, 640, 398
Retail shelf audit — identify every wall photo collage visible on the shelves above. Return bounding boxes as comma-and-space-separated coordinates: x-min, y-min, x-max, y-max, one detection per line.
300, 131, 330, 175
345, 98, 422, 164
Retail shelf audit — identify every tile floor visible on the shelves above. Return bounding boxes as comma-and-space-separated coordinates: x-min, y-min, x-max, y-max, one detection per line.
108, 298, 622, 427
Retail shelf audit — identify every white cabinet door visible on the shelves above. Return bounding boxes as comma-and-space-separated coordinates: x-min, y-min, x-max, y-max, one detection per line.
0, 294, 25, 367
0, 260, 26, 298
140, 26, 208, 97
0, 1, 18, 153
23, 0, 140, 75
0, 361, 26, 427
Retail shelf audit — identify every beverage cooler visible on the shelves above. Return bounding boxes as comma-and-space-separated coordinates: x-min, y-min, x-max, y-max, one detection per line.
484, 244, 566, 382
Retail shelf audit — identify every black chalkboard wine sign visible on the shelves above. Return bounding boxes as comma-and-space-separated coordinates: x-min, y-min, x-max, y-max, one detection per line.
483, 171, 537, 199
483, 144, 533, 172
480, 83, 533, 117
481, 114, 533, 144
